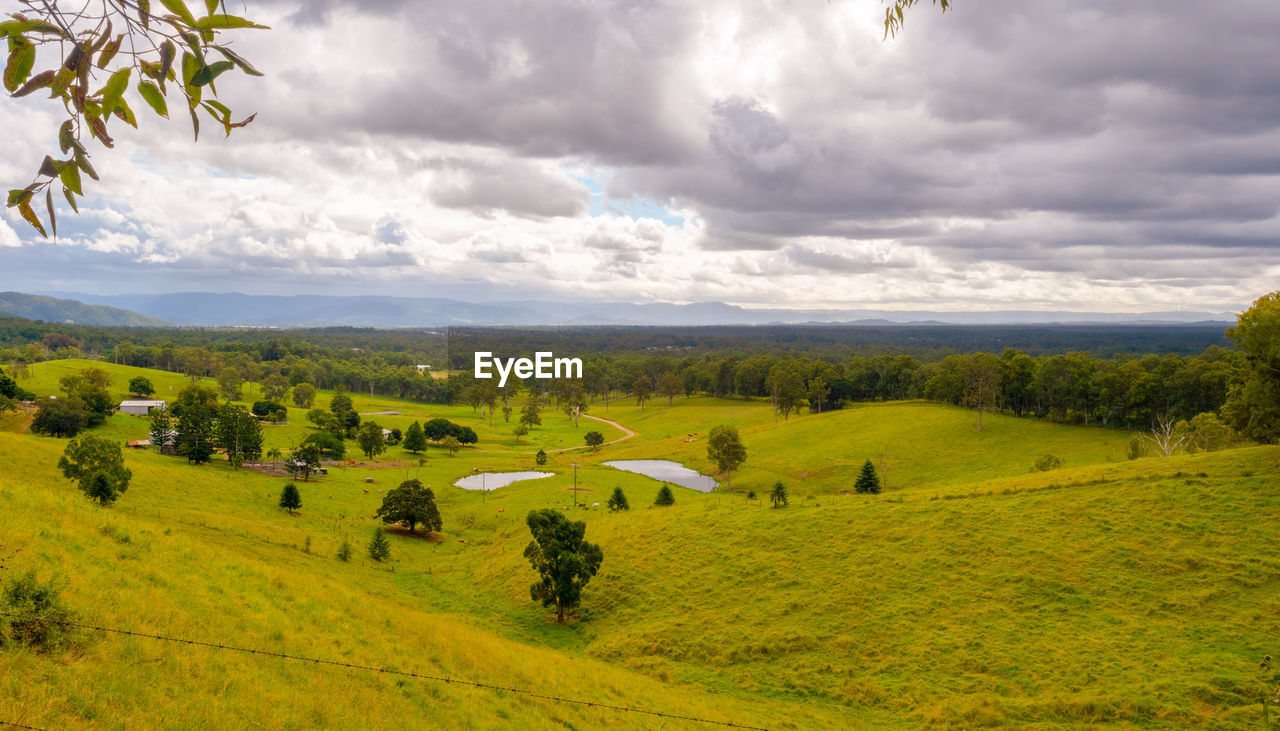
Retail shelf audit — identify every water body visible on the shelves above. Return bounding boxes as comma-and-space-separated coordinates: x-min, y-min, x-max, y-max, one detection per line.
453, 471, 554, 491
603, 460, 718, 492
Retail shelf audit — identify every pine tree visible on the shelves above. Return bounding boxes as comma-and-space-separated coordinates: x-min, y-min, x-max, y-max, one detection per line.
653, 484, 675, 507
368, 527, 391, 562
535, 449, 548, 466
279, 483, 302, 513
607, 486, 629, 512
149, 408, 174, 453
336, 538, 353, 562
854, 459, 882, 494
769, 480, 788, 507
403, 421, 428, 454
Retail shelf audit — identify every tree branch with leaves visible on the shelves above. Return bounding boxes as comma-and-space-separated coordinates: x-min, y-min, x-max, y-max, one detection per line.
3, 0, 267, 237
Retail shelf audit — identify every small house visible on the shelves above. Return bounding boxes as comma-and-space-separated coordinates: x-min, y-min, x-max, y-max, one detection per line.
119, 399, 167, 416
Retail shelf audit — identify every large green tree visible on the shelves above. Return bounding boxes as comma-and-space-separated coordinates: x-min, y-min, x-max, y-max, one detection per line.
176, 401, 214, 464
375, 479, 442, 535
523, 509, 604, 623
57, 433, 131, 505
215, 402, 262, 468
356, 420, 385, 461
3, 1, 267, 236
706, 424, 747, 490
402, 420, 427, 454
1224, 291, 1280, 443
29, 396, 87, 437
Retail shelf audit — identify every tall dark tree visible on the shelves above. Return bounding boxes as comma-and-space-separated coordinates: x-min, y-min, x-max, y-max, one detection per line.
854, 460, 882, 494
29, 397, 87, 437
607, 486, 629, 512
176, 402, 215, 464
403, 421, 428, 454
535, 449, 548, 466
149, 407, 174, 453
769, 481, 788, 508
128, 376, 154, 397
368, 527, 391, 562
57, 434, 131, 505
216, 402, 263, 469
356, 421, 385, 461
653, 484, 675, 507
375, 479, 442, 534
278, 483, 302, 513
523, 509, 604, 623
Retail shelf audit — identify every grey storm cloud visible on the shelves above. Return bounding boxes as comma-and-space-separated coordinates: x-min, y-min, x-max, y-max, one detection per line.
4, 0, 1278, 310
427, 159, 588, 219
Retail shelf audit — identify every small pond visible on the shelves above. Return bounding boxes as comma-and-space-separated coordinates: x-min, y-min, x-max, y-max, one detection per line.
453, 471, 555, 491
603, 460, 718, 492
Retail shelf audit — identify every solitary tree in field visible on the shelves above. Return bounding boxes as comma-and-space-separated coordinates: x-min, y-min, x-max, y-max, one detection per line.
658, 371, 682, 406
292, 382, 316, 409
128, 376, 154, 397
607, 486, 629, 512
375, 479, 442, 535
632, 375, 652, 409
535, 448, 548, 466
57, 434, 131, 505
367, 527, 391, 562
336, 538, 353, 562
512, 424, 529, 443
584, 430, 604, 451
706, 425, 747, 490
769, 481, 788, 508
854, 460, 882, 494
278, 483, 301, 514
403, 421, 427, 454
523, 509, 604, 622
356, 421, 386, 461
176, 402, 215, 464
519, 399, 542, 430
653, 484, 675, 507
962, 353, 1002, 431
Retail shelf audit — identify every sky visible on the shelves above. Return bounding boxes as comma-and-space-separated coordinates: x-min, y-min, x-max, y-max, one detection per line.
2, 0, 1278, 313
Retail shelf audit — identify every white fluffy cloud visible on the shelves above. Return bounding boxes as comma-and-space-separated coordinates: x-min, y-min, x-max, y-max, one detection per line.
2, 0, 1278, 312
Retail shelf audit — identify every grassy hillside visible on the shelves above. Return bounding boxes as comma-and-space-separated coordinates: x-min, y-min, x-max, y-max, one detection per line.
3, 361, 1277, 728
0, 292, 170, 328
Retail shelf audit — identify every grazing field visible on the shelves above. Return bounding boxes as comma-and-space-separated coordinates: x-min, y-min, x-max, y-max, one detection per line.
3, 361, 1278, 728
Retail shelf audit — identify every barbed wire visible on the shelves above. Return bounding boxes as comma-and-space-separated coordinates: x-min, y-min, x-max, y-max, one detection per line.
0, 720, 50, 730
0, 611, 767, 730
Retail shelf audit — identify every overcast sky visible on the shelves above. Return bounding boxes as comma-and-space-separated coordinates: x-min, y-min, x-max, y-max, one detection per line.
2, 0, 1278, 313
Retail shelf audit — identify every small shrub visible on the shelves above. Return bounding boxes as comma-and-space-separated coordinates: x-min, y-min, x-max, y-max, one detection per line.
747, 490, 756, 500
1127, 436, 1146, 460
0, 571, 81, 652
1032, 454, 1063, 472
336, 538, 353, 562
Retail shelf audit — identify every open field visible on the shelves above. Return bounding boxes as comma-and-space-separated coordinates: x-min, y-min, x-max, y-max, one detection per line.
3, 361, 1278, 728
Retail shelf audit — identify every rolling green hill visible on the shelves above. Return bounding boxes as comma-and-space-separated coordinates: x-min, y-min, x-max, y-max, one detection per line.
3, 361, 1277, 728
0, 292, 170, 328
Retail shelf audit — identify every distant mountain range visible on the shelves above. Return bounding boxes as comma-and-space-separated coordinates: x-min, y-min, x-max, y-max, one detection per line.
0, 292, 171, 328
8, 290, 1236, 329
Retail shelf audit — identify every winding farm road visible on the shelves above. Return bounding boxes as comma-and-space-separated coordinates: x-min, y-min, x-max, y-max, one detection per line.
542, 413, 637, 454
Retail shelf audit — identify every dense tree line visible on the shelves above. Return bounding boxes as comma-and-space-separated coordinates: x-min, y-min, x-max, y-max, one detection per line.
4, 294, 1277, 442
